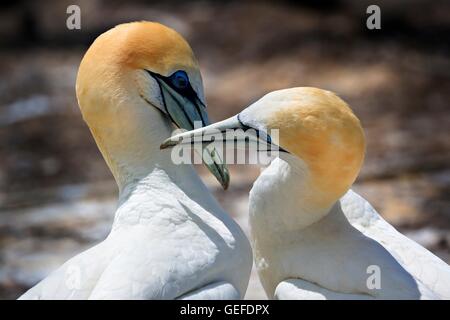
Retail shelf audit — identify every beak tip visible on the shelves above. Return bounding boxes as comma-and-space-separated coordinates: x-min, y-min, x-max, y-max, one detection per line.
221, 170, 230, 191
160, 139, 176, 150
221, 178, 229, 190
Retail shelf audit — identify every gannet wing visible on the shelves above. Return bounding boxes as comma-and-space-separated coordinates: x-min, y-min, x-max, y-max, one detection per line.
18, 241, 113, 300
340, 189, 450, 299
84, 223, 246, 300
177, 281, 240, 300
275, 279, 373, 300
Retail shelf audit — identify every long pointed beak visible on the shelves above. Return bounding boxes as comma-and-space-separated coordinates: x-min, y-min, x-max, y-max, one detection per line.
161, 114, 288, 157
155, 78, 230, 189
160, 115, 244, 149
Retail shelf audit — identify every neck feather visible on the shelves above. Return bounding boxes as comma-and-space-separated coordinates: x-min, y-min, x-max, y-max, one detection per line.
250, 154, 342, 231
87, 98, 198, 196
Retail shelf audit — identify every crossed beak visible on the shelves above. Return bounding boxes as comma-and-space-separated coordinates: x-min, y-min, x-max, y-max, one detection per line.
150, 72, 230, 189
160, 114, 287, 164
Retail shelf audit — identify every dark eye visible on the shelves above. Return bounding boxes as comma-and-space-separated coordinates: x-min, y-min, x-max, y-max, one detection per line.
171, 70, 189, 90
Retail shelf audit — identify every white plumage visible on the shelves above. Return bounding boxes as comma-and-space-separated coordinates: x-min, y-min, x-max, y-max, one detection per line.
19, 22, 252, 300
20, 168, 251, 299
162, 87, 450, 299
251, 160, 450, 299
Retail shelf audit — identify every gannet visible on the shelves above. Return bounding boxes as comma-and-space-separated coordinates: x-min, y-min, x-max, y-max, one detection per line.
19, 22, 252, 300
162, 87, 450, 299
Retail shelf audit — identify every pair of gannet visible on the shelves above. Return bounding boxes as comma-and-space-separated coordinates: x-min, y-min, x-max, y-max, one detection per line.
19, 22, 252, 299
163, 87, 450, 300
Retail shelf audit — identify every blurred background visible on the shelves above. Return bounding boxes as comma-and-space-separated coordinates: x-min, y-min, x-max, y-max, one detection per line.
0, 0, 449, 299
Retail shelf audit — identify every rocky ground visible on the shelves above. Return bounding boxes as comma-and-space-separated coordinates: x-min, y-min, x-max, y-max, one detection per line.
0, 0, 449, 299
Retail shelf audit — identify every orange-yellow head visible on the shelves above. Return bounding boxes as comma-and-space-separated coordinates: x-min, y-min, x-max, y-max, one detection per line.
76, 22, 229, 189
242, 87, 366, 206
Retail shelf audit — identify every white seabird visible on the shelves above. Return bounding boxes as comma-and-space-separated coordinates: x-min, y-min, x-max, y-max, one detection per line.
19, 22, 252, 300
162, 87, 450, 299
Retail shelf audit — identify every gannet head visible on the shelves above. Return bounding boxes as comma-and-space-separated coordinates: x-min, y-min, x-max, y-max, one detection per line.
162, 87, 365, 206
76, 22, 229, 189
242, 87, 366, 204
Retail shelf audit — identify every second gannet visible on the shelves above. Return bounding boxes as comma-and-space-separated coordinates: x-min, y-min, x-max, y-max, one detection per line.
19, 22, 252, 300
162, 87, 450, 299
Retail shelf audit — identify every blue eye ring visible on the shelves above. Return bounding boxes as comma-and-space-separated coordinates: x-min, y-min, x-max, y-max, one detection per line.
170, 70, 189, 90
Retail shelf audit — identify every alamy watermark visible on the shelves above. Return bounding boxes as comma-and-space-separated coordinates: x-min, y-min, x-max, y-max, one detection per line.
366, 264, 381, 290
66, 5, 81, 30
65, 4, 381, 32
167, 121, 282, 166
366, 5, 381, 30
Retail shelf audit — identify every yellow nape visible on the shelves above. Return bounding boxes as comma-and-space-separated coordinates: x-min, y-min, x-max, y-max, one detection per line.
267, 87, 366, 206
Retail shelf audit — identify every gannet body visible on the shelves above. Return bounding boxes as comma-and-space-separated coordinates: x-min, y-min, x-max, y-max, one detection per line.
19, 22, 252, 300
162, 87, 450, 299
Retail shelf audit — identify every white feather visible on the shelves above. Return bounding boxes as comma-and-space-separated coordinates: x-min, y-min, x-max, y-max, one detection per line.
249, 158, 450, 300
